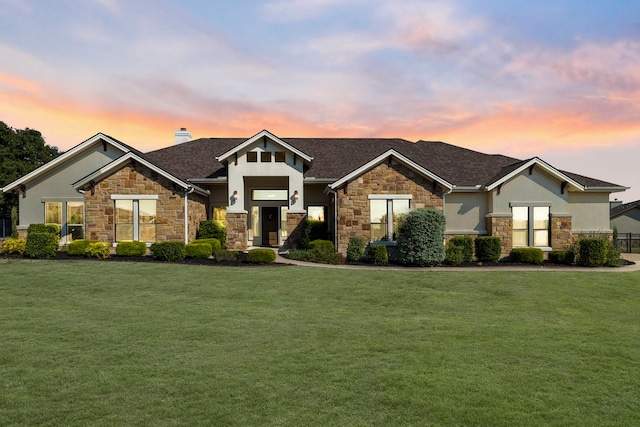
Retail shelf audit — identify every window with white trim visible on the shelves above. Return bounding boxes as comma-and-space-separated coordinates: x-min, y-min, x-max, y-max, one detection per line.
369, 195, 411, 241
44, 201, 85, 242
113, 196, 157, 243
512, 205, 549, 247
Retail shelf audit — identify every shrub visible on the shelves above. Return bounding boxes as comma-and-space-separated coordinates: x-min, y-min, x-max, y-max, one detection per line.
300, 219, 328, 249
445, 236, 474, 265
67, 239, 99, 256
193, 238, 222, 252
150, 241, 186, 262
605, 239, 621, 267
346, 236, 367, 262
1, 238, 26, 255
214, 249, 239, 262
115, 241, 148, 257
185, 242, 213, 259
308, 239, 334, 252
396, 209, 446, 266
24, 232, 59, 259
548, 250, 574, 265
475, 236, 502, 263
28, 223, 60, 235
197, 220, 226, 244
11, 206, 18, 238
576, 238, 608, 267
367, 244, 389, 266
509, 248, 544, 264
247, 248, 276, 264
84, 241, 110, 259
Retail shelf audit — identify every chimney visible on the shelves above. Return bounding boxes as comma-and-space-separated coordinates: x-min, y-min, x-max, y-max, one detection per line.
174, 127, 192, 144
610, 199, 623, 209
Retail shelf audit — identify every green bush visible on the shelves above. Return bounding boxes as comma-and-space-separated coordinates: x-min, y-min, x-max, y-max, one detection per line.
286, 247, 344, 265
444, 244, 465, 266
185, 242, 213, 259
67, 239, 99, 256
605, 240, 621, 267
28, 223, 60, 235
10, 206, 18, 238
197, 220, 226, 244
300, 219, 328, 249
448, 236, 474, 263
85, 242, 110, 259
346, 236, 367, 262
367, 244, 388, 266
247, 248, 276, 264
576, 238, 608, 267
475, 236, 502, 263
308, 239, 334, 252
548, 250, 575, 265
1, 238, 26, 255
509, 248, 544, 264
193, 238, 222, 252
24, 232, 59, 259
214, 249, 239, 262
396, 209, 446, 266
150, 241, 186, 262
115, 241, 147, 257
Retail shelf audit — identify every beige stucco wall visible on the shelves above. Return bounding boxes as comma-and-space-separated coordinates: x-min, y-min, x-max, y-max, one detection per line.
568, 192, 612, 233
444, 192, 488, 234
490, 168, 570, 214
611, 208, 640, 234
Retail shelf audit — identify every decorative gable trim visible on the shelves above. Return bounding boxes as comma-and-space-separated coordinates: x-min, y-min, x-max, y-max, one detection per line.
486, 157, 584, 192
1, 133, 131, 193
215, 129, 313, 163
73, 152, 210, 196
328, 149, 453, 191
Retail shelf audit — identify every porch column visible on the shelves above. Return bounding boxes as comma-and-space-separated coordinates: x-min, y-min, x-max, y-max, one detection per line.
226, 212, 248, 250
485, 213, 512, 255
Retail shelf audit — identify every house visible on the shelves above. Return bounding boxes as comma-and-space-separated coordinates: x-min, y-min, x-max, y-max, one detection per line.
2, 129, 627, 255
611, 200, 640, 234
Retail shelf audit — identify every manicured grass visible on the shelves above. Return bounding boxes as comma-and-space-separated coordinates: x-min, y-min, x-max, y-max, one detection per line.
1, 260, 639, 426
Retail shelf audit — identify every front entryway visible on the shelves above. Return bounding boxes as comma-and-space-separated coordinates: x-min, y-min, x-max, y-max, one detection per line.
261, 206, 279, 246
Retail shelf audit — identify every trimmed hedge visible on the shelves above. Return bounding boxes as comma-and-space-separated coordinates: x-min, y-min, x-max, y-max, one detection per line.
246, 248, 276, 264
150, 241, 186, 262
448, 236, 474, 263
27, 223, 60, 235
214, 249, 239, 262
197, 220, 226, 244
396, 209, 446, 266
367, 244, 388, 266
300, 219, 328, 249
475, 236, 502, 263
67, 239, 99, 256
509, 247, 544, 265
308, 239, 334, 252
346, 236, 367, 262
24, 232, 59, 259
286, 247, 344, 265
185, 242, 213, 259
85, 242, 110, 259
115, 241, 148, 257
193, 238, 222, 252
548, 249, 575, 265
576, 238, 607, 267
444, 244, 465, 266
0, 238, 26, 255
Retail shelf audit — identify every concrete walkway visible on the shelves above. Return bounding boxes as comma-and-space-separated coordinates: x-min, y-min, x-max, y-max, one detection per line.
275, 251, 640, 272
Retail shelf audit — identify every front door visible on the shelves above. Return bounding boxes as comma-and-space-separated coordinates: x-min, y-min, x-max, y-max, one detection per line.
261, 206, 279, 246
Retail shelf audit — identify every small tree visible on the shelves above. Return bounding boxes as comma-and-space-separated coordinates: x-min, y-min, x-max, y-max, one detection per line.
197, 220, 226, 244
10, 206, 18, 238
396, 209, 446, 266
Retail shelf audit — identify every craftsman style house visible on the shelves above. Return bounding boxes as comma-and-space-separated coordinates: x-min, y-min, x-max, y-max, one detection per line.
2, 129, 626, 255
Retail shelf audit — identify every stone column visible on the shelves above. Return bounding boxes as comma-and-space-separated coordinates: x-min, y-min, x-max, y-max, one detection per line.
550, 214, 572, 249
226, 212, 248, 250
285, 212, 307, 250
486, 214, 512, 255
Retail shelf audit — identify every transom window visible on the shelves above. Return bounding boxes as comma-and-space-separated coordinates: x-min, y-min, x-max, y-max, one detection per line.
512, 205, 549, 247
369, 195, 411, 241
252, 189, 288, 201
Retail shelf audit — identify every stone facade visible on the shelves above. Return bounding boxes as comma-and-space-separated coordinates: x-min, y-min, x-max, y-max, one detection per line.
285, 212, 307, 250
335, 160, 444, 254
551, 214, 573, 249
226, 212, 248, 250
84, 164, 207, 244
486, 215, 512, 255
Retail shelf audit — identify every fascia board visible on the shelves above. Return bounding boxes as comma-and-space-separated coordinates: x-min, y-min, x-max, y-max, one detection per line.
215, 129, 313, 162
329, 149, 453, 190
2, 133, 130, 192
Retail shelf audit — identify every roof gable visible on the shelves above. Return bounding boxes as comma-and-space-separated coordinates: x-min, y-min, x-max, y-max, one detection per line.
215, 129, 313, 163
485, 157, 585, 192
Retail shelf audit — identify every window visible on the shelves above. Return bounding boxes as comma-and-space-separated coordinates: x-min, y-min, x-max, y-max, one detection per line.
247, 152, 257, 162
275, 151, 286, 162
45, 202, 62, 226
369, 196, 411, 241
281, 206, 288, 237
252, 189, 288, 201
261, 151, 271, 162
212, 206, 227, 223
251, 206, 260, 238
512, 205, 549, 247
307, 206, 326, 222
113, 197, 157, 243
67, 201, 85, 241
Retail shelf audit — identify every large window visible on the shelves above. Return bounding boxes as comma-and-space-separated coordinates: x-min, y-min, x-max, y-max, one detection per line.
113, 196, 157, 243
512, 205, 549, 247
307, 206, 326, 222
45, 202, 62, 226
67, 201, 85, 241
369, 196, 411, 241
44, 201, 84, 242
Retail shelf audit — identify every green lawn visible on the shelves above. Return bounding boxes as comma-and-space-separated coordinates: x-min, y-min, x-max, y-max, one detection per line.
1, 260, 639, 426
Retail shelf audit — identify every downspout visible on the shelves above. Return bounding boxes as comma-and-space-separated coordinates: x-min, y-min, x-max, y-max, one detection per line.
327, 187, 338, 252
184, 186, 195, 244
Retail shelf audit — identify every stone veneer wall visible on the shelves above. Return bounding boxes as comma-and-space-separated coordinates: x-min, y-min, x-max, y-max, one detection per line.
84, 165, 207, 244
285, 212, 307, 250
226, 212, 247, 250
551, 215, 573, 249
486, 215, 512, 255
335, 161, 444, 255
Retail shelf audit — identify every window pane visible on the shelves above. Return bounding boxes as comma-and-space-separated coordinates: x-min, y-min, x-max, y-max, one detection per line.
308, 206, 325, 222
139, 224, 156, 243
251, 206, 260, 238
139, 200, 156, 224
115, 200, 133, 224
252, 190, 288, 201
281, 206, 288, 237
116, 224, 134, 241
370, 200, 387, 223
533, 206, 549, 230
45, 202, 62, 225
512, 206, 528, 230
534, 230, 549, 247
67, 202, 84, 225
213, 206, 227, 222
371, 223, 387, 241
392, 199, 410, 238
513, 230, 528, 247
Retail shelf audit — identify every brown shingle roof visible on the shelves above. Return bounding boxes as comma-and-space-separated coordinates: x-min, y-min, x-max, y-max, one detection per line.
143, 136, 623, 189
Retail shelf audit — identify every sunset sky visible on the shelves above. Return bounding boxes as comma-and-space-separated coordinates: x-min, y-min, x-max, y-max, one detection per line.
1, 0, 639, 201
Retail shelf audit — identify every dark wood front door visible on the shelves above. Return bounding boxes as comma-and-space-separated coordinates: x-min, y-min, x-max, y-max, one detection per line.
261, 206, 278, 246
